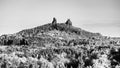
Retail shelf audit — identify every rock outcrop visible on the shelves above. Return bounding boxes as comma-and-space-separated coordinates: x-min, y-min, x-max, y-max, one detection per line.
65, 19, 72, 26
52, 17, 57, 25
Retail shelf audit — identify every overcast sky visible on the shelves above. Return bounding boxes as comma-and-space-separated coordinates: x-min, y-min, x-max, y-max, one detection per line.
0, 0, 120, 37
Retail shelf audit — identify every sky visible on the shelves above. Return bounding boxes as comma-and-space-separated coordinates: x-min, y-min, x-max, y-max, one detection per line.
0, 0, 120, 37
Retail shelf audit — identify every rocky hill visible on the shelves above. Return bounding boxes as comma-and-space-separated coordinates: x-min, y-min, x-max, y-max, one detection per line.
0, 18, 102, 46
0, 18, 120, 68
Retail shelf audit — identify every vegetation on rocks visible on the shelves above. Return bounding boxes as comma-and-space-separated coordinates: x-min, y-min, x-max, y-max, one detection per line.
0, 18, 120, 68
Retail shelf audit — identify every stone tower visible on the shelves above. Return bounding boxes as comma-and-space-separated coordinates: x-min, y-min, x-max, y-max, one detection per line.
65, 19, 72, 26
52, 17, 57, 25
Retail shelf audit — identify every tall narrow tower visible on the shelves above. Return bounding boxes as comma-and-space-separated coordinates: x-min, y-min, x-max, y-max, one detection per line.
52, 17, 57, 25
65, 19, 72, 26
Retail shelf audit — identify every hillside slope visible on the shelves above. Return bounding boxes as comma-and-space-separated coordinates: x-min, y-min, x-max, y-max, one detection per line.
0, 18, 102, 46
0, 18, 120, 68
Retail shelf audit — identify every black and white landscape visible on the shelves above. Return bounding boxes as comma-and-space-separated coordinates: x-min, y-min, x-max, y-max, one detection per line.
0, 0, 120, 68
0, 18, 120, 68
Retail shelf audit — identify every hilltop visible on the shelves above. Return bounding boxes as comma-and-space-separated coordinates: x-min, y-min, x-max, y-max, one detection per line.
0, 18, 102, 46
17, 18, 102, 38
